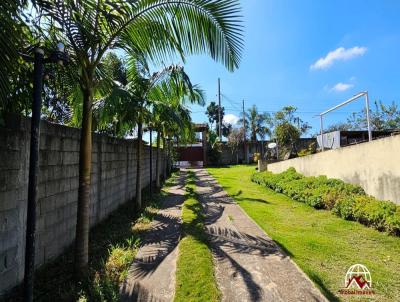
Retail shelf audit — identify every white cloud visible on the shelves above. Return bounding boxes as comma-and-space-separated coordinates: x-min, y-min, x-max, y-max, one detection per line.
330, 82, 354, 92
310, 46, 367, 70
223, 113, 239, 125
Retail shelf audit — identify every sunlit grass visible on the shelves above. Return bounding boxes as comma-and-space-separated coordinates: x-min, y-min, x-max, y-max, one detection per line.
208, 165, 400, 302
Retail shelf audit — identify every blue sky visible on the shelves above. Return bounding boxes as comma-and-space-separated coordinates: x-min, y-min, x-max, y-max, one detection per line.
182, 0, 400, 136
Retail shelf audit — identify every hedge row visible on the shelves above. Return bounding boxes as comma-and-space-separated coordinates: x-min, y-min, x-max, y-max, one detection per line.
251, 168, 400, 235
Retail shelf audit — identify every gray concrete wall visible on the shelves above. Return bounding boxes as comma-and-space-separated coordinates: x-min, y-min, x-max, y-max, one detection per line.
0, 116, 166, 294
267, 135, 400, 204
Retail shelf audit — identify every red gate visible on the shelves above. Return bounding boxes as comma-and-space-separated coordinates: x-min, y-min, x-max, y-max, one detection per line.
177, 146, 204, 166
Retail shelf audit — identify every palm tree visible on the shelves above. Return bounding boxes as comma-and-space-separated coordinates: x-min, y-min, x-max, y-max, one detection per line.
256, 113, 273, 157
238, 105, 266, 153
36, 0, 242, 278
152, 102, 194, 188
100, 53, 204, 208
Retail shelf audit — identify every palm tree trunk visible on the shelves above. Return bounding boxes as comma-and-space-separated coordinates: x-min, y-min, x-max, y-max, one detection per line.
136, 120, 143, 209
155, 131, 161, 189
149, 129, 152, 197
261, 140, 264, 158
74, 86, 93, 279
162, 135, 167, 178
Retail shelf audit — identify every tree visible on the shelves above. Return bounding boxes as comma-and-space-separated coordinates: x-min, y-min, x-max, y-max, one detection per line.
256, 113, 273, 157
347, 100, 400, 131
222, 122, 232, 137
324, 122, 352, 133
228, 128, 244, 164
206, 101, 225, 133
271, 106, 310, 158
275, 122, 300, 147
36, 0, 243, 278
273, 106, 311, 135
152, 103, 194, 188
0, 0, 29, 102
238, 105, 271, 152
324, 100, 400, 133
99, 52, 204, 208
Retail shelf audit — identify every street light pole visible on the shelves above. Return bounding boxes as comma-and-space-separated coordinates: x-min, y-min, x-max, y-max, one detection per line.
149, 128, 153, 197
24, 47, 44, 302
21, 43, 68, 302
365, 92, 372, 142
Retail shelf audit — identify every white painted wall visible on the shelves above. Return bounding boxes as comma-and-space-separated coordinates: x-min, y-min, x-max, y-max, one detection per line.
268, 135, 400, 204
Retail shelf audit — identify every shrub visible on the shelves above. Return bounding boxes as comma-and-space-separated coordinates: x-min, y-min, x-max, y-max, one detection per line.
352, 196, 397, 231
332, 196, 356, 220
385, 207, 400, 235
251, 167, 399, 236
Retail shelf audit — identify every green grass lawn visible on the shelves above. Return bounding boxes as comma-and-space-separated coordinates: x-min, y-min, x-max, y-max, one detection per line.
174, 171, 220, 302
207, 165, 400, 302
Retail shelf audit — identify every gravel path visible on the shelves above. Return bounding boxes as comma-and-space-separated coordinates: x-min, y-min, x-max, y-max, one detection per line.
194, 168, 328, 302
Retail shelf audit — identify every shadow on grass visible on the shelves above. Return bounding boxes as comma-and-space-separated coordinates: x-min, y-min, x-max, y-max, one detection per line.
308, 272, 340, 302
238, 196, 270, 204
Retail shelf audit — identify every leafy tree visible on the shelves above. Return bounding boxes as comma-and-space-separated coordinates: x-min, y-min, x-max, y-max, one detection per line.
222, 122, 232, 137
0, 0, 29, 103
270, 106, 310, 158
206, 101, 225, 133
347, 100, 400, 131
102, 52, 127, 86
228, 127, 244, 164
275, 122, 300, 149
273, 106, 310, 135
35, 0, 243, 278
324, 122, 352, 133
325, 100, 400, 133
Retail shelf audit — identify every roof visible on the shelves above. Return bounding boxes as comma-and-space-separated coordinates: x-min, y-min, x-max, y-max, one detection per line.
193, 123, 209, 131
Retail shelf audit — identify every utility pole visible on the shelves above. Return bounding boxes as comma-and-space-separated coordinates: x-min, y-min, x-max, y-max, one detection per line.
242, 99, 247, 163
218, 78, 222, 141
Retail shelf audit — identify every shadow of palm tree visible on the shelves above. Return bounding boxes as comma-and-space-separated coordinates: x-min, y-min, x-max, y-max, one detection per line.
120, 172, 187, 301
120, 282, 164, 302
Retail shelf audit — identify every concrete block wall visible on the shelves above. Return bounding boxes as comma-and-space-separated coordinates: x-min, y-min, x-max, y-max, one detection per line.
0, 116, 166, 294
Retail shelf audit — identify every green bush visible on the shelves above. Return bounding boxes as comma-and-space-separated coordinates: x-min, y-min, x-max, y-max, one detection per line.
352, 196, 397, 231
332, 196, 356, 220
386, 207, 400, 235
251, 168, 400, 235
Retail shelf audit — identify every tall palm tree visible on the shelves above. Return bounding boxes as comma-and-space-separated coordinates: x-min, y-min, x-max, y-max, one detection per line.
36, 0, 242, 278
239, 105, 266, 152
152, 102, 194, 188
256, 113, 273, 157
100, 52, 203, 208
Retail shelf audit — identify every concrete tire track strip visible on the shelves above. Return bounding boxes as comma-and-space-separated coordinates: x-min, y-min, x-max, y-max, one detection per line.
120, 171, 186, 302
